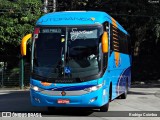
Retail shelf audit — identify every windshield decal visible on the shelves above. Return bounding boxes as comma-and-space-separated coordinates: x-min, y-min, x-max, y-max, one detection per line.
61, 38, 65, 43
70, 28, 96, 41
64, 66, 71, 74
34, 28, 40, 39
34, 34, 38, 39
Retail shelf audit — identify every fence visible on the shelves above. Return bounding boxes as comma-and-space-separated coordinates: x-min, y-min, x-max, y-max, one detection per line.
0, 55, 30, 88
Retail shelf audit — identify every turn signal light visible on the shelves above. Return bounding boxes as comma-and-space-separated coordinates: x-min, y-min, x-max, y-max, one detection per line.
41, 82, 52, 86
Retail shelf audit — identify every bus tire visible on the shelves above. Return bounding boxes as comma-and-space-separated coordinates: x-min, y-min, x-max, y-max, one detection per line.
100, 103, 109, 112
120, 82, 128, 99
100, 84, 111, 112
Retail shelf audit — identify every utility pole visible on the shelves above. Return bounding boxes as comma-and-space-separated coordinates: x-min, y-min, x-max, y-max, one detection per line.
53, 0, 56, 12
43, 0, 48, 13
43, 0, 56, 13
71, 0, 76, 10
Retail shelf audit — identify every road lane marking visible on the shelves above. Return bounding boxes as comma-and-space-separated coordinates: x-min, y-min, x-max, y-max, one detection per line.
0, 92, 9, 95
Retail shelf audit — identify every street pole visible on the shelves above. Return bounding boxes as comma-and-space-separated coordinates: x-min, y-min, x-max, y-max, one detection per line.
0, 62, 4, 87
20, 56, 24, 89
1, 67, 3, 87
53, 0, 56, 12
44, 0, 48, 13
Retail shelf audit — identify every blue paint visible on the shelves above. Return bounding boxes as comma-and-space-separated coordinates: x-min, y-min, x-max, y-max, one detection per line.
36, 11, 128, 34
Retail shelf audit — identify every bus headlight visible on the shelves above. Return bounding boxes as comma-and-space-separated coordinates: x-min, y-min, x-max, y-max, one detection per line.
84, 84, 103, 92
33, 86, 39, 91
30, 84, 42, 92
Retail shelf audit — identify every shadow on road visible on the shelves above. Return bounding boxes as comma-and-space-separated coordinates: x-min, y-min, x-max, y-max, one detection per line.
0, 91, 96, 116
43, 108, 95, 116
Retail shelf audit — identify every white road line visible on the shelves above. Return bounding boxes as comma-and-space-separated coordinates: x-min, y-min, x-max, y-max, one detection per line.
0, 92, 9, 95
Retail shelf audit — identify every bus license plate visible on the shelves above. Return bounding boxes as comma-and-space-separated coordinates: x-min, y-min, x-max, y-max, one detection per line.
57, 99, 70, 104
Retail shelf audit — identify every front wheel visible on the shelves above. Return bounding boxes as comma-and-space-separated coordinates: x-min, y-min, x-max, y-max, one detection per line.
100, 85, 111, 112
100, 103, 109, 112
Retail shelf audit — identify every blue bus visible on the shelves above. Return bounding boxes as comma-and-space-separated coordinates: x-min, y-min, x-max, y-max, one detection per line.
21, 11, 131, 112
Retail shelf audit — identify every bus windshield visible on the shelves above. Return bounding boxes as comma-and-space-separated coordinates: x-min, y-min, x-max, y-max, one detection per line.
32, 25, 103, 80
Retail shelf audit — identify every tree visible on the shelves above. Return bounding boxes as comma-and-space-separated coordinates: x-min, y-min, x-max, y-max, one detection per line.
0, 0, 42, 66
0, 0, 42, 46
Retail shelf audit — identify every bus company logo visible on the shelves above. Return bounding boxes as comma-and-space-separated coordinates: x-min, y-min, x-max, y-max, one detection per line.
40, 17, 92, 23
61, 91, 66, 96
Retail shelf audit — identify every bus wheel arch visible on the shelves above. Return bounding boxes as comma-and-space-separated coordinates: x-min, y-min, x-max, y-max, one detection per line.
120, 78, 128, 99
109, 82, 112, 101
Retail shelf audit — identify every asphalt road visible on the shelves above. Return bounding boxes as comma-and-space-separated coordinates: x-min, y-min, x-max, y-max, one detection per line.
0, 86, 160, 119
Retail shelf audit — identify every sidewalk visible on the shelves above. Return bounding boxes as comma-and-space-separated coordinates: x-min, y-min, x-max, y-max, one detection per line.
0, 86, 30, 91
131, 80, 160, 88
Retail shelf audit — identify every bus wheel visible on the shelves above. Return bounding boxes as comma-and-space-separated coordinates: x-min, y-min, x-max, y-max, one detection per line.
100, 103, 109, 112
48, 107, 56, 112
120, 83, 128, 99
100, 85, 111, 112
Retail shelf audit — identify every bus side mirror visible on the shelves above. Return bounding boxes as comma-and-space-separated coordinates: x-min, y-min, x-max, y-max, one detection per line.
21, 33, 32, 56
102, 31, 109, 53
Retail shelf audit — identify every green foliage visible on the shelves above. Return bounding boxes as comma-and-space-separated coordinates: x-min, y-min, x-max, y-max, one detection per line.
0, 0, 42, 47
58, 0, 160, 50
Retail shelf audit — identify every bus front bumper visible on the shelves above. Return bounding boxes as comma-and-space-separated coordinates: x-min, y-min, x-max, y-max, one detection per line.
30, 88, 109, 107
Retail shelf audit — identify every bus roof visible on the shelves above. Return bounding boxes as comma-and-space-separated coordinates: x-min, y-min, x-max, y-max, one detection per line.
36, 11, 128, 34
